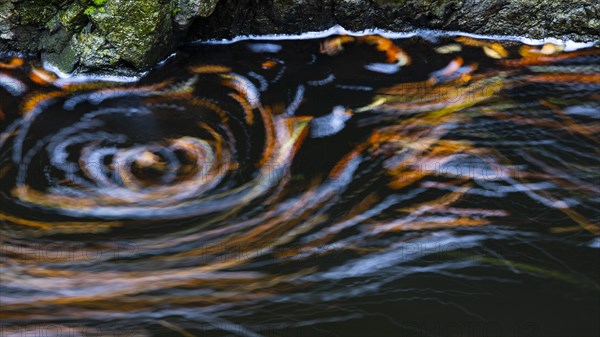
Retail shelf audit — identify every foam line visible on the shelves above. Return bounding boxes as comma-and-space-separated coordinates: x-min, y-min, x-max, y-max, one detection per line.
197, 24, 596, 51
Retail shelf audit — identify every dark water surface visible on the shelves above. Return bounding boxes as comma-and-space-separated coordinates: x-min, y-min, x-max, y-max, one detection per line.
1, 33, 599, 336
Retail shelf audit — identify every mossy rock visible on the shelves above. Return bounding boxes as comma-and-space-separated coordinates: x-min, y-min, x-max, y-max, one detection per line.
76, 31, 121, 68
87, 0, 175, 69
42, 36, 80, 74
42, 29, 121, 73
58, 2, 87, 30
30, 0, 178, 73
16, 0, 61, 26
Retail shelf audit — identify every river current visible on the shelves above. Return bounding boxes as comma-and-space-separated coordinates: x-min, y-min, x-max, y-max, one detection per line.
1, 32, 599, 336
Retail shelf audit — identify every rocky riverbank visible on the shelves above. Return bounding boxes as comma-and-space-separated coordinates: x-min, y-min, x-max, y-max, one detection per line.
1, 0, 598, 74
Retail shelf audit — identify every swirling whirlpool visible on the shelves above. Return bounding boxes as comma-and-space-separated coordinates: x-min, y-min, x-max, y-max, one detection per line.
0, 34, 599, 336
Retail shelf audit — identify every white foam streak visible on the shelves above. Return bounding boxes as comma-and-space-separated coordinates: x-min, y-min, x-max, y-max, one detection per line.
197, 24, 596, 51
246, 42, 283, 53
0, 74, 27, 95
43, 60, 144, 86
310, 106, 352, 138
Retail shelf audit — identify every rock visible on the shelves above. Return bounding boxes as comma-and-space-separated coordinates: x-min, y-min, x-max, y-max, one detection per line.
189, 0, 600, 42
189, 0, 336, 38
58, 2, 87, 31
87, 0, 174, 69
0, 0, 177, 74
1, 0, 598, 75
0, 1, 15, 40
174, 0, 220, 29
42, 37, 79, 74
